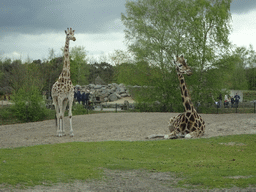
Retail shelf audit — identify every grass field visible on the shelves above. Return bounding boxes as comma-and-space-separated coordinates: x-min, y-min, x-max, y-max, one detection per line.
0, 134, 255, 190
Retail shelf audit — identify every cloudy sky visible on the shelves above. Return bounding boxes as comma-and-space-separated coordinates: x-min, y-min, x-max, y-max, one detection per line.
0, 0, 256, 63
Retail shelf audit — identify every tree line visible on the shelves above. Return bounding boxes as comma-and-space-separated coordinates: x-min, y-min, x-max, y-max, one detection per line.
0, 47, 115, 98
0, 45, 255, 98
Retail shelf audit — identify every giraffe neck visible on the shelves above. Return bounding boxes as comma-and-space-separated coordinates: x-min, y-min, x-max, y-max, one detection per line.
61, 36, 70, 78
177, 73, 194, 112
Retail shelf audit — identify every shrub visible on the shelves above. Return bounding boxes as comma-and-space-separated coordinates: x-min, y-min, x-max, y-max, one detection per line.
0, 107, 12, 120
72, 103, 88, 115
11, 86, 48, 122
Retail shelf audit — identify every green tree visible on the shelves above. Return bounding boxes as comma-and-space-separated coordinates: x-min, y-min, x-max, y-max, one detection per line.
89, 62, 114, 84
45, 49, 63, 96
109, 50, 134, 65
228, 45, 256, 90
245, 45, 256, 90
121, 0, 232, 105
70, 46, 89, 85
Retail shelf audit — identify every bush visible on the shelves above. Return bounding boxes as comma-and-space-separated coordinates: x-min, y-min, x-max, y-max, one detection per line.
0, 107, 12, 120
11, 86, 48, 122
72, 104, 89, 115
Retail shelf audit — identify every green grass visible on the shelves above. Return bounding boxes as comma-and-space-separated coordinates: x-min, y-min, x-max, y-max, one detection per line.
0, 134, 256, 189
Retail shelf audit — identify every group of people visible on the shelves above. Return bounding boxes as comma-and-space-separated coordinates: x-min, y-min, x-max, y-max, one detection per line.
74, 88, 91, 106
217, 93, 240, 108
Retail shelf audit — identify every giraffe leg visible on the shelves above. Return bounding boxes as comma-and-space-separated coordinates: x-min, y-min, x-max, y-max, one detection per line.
165, 115, 181, 139
58, 98, 64, 137
168, 116, 176, 132
164, 132, 178, 139
61, 99, 68, 136
68, 97, 74, 137
56, 108, 61, 137
53, 97, 61, 137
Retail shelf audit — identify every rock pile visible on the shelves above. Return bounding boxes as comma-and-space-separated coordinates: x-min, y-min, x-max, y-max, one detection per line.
75, 83, 130, 102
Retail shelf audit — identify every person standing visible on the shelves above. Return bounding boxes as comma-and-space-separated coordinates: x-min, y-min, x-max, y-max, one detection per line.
234, 93, 240, 108
76, 88, 82, 104
81, 89, 86, 106
85, 90, 90, 106
218, 94, 222, 108
231, 96, 235, 108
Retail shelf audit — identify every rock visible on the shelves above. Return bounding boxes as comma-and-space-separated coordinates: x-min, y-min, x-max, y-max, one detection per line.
119, 88, 126, 94
100, 89, 106, 94
75, 83, 138, 103
108, 93, 118, 101
94, 85, 102, 89
109, 89, 115, 94
112, 83, 118, 87
120, 93, 128, 97
116, 93, 122, 99
104, 97, 109, 102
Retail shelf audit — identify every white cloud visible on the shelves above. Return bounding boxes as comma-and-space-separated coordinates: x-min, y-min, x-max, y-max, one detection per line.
1, 31, 127, 63
229, 10, 256, 49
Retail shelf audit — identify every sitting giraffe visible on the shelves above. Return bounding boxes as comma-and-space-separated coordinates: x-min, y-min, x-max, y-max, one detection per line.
146, 55, 205, 140
165, 55, 205, 139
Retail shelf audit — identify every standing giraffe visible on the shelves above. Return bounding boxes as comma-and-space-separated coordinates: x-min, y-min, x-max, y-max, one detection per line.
51, 28, 76, 137
166, 55, 205, 139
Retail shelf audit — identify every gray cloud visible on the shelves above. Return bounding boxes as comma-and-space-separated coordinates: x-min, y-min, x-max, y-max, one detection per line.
0, 0, 126, 36
230, 0, 256, 14
1, 0, 256, 62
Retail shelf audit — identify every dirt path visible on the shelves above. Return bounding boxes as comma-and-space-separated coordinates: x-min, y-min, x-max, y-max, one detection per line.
0, 112, 256, 191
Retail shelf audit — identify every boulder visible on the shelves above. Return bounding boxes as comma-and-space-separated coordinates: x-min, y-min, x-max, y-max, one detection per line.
116, 93, 122, 99
119, 87, 126, 94
120, 93, 128, 97
104, 97, 109, 102
94, 85, 102, 89
108, 93, 118, 102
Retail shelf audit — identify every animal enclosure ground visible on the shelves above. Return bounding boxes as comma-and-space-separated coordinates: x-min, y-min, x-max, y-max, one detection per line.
0, 113, 256, 148
0, 113, 256, 192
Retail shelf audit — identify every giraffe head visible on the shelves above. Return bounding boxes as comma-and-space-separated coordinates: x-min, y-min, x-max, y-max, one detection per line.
174, 55, 192, 76
65, 28, 76, 41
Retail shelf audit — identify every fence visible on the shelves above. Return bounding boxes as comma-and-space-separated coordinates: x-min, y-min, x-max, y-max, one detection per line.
197, 102, 256, 114
128, 102, 256, 114
3, 99, 256, 114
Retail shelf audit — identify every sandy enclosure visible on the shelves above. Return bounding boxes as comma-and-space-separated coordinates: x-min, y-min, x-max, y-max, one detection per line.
0, 113, 256, 149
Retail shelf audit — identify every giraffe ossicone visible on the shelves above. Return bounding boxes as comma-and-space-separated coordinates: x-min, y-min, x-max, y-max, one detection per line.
51, 28, 76, 137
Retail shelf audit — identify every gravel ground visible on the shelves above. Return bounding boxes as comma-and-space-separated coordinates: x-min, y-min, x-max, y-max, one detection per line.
0, 112, 256, 192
